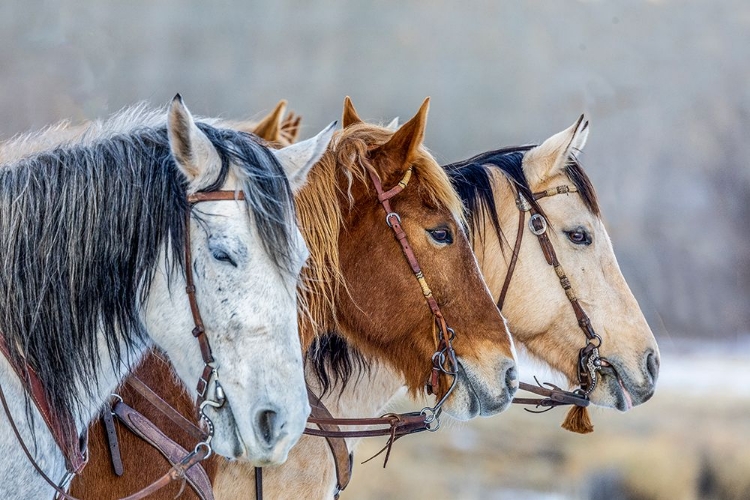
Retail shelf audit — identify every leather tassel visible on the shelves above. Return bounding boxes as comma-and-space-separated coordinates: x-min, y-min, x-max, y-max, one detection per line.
561, 405, 594, 434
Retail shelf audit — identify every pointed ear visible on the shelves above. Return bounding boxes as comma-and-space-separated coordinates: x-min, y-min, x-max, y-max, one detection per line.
280, 112, 302, 144
342, 96, 363, 128
252, 100, 287, 142
167, 94, 221, 185
373, 98, 429, 169
385, 117, 399, 131
272, 121, 337, 193
523, 114, 589, 188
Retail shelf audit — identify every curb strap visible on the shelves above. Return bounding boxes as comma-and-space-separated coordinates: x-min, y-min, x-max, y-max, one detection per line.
111, 400, 214, 500
504, 185, 604, 408
368, 167, 458, 415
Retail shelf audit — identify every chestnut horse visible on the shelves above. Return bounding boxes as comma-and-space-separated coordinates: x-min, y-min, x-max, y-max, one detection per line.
68, 97, 517, 499
211, 114, 660, 499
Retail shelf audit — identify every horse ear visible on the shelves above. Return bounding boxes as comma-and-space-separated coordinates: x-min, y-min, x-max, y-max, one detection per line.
252, 100, 287, 142
523, 114, 589, 187
374, 98, 429, 170
342, 96, 363, 128
167, 94, 221, 185
385, 117, 399, 131
280, 111, 302, 144
272, 121, 337, 193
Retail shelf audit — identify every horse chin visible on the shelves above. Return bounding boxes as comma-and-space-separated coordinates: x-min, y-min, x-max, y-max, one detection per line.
206, 400, 248, 460
590, 360, 653, 412
205, 391, 308, 465
440, 360, 516, 420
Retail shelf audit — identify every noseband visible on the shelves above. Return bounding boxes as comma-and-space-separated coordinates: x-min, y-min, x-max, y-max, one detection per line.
499, 184, 605, 408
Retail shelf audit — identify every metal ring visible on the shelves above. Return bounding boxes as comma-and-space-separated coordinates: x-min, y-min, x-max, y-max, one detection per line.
194, 441, 213, 459
446, 327, 456, 341
386, 212, 401, 227
587, 333, 602, 348
110, 393, 123, 404
528, 214, 548, 235
420, 407, 436, 424
426, 417, 441, 432
431, 351, 446, 366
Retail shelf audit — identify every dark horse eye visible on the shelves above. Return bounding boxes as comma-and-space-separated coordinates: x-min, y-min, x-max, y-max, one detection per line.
428, 228, 453, 245
565, 228, 592, 246
211, 249, 237, 267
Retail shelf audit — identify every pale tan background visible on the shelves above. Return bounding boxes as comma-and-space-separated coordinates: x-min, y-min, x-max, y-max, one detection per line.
1, 1, 749, 498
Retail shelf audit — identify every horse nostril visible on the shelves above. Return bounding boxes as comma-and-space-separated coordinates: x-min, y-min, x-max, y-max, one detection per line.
646, 351, 660, 383
256, 409, 279, 446
505, 365, 519, 393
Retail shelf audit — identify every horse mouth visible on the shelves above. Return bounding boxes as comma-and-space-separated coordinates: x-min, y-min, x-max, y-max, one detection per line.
600, 359, 634, 411
456, 362, 482, 418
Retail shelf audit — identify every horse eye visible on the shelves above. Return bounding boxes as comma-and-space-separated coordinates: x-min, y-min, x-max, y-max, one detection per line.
565, 228, 592, 246
211, 249, 237, 267
428, 228, 453, 245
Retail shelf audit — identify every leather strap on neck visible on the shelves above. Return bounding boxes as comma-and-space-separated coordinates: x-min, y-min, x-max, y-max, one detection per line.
111, 400, 214, 500
0, 336, 87, 474
306, 388, 353, 495
496, 208, 526, 310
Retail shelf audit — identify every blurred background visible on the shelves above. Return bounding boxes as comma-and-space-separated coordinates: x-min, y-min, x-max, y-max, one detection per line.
1, 1, 748, 498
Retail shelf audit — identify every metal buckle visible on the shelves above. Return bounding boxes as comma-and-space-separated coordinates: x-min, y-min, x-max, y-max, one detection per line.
386, 212, 401, 227
528, 214, 548, 235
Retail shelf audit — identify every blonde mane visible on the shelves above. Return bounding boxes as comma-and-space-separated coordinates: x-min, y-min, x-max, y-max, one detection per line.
296, 121, 465, 347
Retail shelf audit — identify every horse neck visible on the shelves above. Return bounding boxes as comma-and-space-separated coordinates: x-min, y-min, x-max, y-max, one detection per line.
0, 330, 148, 496
73, 334, 150, 429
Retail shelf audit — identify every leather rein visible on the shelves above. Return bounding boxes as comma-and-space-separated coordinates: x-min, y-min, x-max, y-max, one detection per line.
0, 189, 243, 500
498, 183, 605, 410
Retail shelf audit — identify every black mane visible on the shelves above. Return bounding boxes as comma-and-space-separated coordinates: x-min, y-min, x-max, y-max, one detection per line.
444, 145, 600, 246
307, 333, 371, 397
0, 117, 295, 421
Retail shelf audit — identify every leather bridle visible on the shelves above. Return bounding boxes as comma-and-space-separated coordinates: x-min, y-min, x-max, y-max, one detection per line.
368, 166, 459, 411
274, 166, 462, 500
0, 189, 244, 500
497, 182, 605, 409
